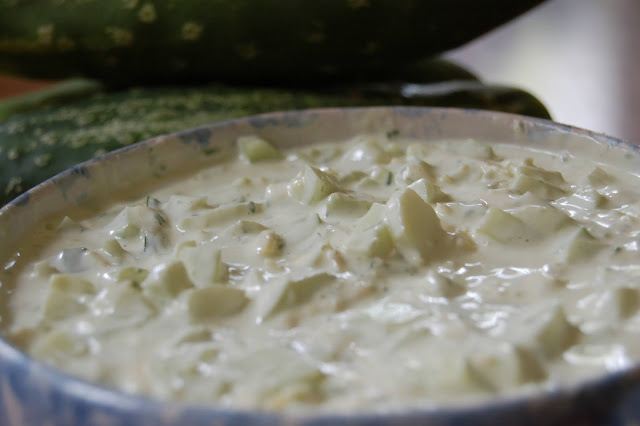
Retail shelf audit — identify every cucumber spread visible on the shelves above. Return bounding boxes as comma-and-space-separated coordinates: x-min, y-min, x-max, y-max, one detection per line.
2, 133, 640, 412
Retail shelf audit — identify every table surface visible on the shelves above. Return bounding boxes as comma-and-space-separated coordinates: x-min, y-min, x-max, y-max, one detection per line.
1, 0, 638, 143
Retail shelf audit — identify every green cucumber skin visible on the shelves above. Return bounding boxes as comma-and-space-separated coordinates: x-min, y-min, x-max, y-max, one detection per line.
0, 83, 550, 205
0, 0, 544, 85
0, 58, 479, 122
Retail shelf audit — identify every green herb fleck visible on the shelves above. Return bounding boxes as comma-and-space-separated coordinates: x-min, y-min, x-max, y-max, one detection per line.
146, 196, 160, 208
386, 171, 393, 185
614, 246, 623, 254
248, 201, 256, 213
154, 213, 166, 225
131, 281, 141, 290
386, 129, 400, 139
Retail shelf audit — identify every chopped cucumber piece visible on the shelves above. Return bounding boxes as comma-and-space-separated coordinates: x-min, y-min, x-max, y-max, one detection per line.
43, 274, 95, 321
346, 203, 394, 258
399, 159, 436, 184
557, 227, 605, 263
188, 285, 248, 321
324, 192, 373, 219
467, 343, 546, 391
385, 188, 447, 266
288, 166, 342, 205
408, 178, 451, 203
142, 261, 194, 306
177, 242, 229, 287
238, 135, 282, 163
254, 273, 335, 321
477, 208, 539, 244
255, 230, 286, 257
180, 201, 262, 230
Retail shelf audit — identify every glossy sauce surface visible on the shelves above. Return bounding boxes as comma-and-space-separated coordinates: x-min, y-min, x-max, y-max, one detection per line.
2, 134, 640, 412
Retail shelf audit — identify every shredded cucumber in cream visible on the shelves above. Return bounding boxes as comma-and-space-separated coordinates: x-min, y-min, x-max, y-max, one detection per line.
3, 133, 640, 412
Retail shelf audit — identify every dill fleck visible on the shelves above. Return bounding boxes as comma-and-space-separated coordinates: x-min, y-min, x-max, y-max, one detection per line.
146, 196, 160, 208
154, 213, 166, 225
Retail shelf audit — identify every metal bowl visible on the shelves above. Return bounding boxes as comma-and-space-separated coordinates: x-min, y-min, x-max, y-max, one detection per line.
1, 107, 639, 425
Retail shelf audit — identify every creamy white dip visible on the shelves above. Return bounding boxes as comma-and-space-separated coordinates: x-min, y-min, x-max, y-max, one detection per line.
2, 133, 640, 412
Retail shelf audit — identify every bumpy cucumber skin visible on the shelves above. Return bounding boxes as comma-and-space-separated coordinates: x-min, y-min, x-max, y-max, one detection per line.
0, 83, 550, 205
0, 0, 544, 85
0, 58, 478, 122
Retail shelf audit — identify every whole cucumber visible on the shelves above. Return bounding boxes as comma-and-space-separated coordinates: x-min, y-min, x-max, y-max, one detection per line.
0, 82, 550, 205
0, 0, 544, 86
0, 58, 479, 121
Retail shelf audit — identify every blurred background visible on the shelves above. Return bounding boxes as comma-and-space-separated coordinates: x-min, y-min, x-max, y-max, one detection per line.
447, 0, 640, 144
1, 0, 639, 143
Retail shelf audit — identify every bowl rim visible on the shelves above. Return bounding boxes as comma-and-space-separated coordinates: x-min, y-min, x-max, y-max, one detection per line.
2, 106, 640, 424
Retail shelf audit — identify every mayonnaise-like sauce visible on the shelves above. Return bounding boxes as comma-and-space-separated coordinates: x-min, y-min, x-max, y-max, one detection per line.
2, 133, 640, 412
